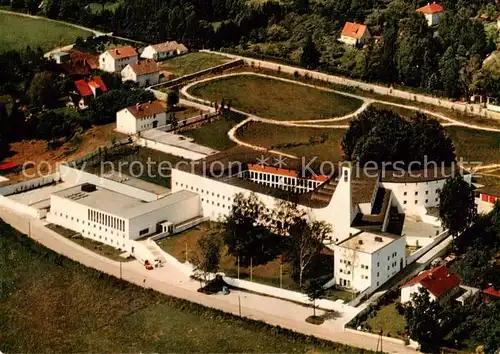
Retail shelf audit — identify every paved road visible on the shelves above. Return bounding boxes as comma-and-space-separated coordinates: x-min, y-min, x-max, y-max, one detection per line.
0, 207, 416, 353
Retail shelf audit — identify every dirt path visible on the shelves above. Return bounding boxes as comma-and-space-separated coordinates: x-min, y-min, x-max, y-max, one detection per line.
181, 72, 500, 156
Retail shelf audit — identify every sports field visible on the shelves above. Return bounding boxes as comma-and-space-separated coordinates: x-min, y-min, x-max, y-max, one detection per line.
160, 51, 231, 77
0, 12, 92, 52
188, 74, 363, 121
0, 219, 370, 353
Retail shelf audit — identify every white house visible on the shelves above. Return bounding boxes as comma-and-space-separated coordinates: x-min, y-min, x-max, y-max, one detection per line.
46, 182, 201, 254
401, 265, 461, 305
99, 46, 138, 73
334, 232, 406, 292
116, 100, 168, 134
141, 41, 189, 61
416, 2, 445, 26
339, 22, 371, 46
121, 59, 160, 87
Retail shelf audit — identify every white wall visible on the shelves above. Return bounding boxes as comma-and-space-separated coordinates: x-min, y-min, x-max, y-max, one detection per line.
117, 108, 167, 135
140, 46, 156, 60
135, 136, 207, 160
99, 52, 138, 73
0, 173, 60, 196
59, 164, 161, 201
121, 65, 137, 83
136, 72, 160, 87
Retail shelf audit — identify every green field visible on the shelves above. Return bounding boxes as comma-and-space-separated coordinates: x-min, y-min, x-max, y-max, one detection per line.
446, 126, 500, 165
160, 52, 231, 77
0, 12, 92, 52
0, 219, 371, 353
181, 112, 246, 150
189, 74, 363, 121
363, 302, 406, 339
236, 121, 346, 161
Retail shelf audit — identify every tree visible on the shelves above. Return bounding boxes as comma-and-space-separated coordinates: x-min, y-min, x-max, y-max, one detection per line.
300, 36, 320, 69
276, 201, 331, 287
167, 90, 179, 110
222, 193, 275, 267
404, 287, 445, 350
191, 231, 223, 286
27, 71, 58, 108
439, 174, 477, 238
440, 46, 460, 98
305, 278, 326, 317
168, 112, 178, 130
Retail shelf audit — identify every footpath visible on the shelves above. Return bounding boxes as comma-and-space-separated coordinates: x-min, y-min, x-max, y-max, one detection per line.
0, 206, 416, 353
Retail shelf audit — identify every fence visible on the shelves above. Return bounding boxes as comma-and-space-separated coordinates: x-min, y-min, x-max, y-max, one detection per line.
0, 173, 61, 196
202, 50, 494, 118
149, 59, 244, 90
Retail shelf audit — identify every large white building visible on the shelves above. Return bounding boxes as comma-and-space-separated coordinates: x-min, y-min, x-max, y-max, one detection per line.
99, 46, 138, 73
121, 59, 160, 87
116, 100, 168, 135
141, 41, 188, 61
46, 182, 201, 254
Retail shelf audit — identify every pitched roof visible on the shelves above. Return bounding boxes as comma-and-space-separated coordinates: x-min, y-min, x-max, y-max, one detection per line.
68, 50, 99, 69
126, 100, 167, 118
74, 76, 108, 97
417, 3, 444, 14
402, 265, 461, 298
106, 46, 138, 60
151, 41, 188, 53
341, 22, 368, 39
483, 286, 500, 298
128, 59, 160, 76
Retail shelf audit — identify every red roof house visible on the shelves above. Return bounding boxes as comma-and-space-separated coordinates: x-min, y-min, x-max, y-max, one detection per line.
73, 76, 108, 110
401, 265, 461, 304
339, 22, 371, 46
417, 2, 445, 26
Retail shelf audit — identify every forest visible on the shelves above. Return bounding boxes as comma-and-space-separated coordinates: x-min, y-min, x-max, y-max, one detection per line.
3, 0, 500, 99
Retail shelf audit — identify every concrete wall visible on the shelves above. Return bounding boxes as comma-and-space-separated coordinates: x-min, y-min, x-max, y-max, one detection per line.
203, 50, 492, 118
59, 164, 160, 201
406, 230, 448, 264
0, 194, 43, 218
135, 136, 207, 160
0, 173, 61, 196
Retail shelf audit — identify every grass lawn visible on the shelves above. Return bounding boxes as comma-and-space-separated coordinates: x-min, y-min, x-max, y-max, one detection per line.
0, 12, 92, 52
446, 126, 500, 165
189, 74, 363, 121
157, 222, 334, 291
0, 219, 371, 353
46, 224, 132, 262
180, 111, 246, 150
159, 52, 231, 77
363, 301, 407, 339
236, 121, 346, 161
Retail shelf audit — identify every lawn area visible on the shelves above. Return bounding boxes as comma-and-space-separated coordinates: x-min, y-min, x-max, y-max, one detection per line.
159, 52, 231, 77
46, 223, 132, 262
157, 222, 334, 291
363, 301, 407, 339
180, 111, 246, 150
0, 219, 371, 353
236, 121, 346, 161
446, 126, 500, 165
0, 12, 92, 52
188, 74, 363, 121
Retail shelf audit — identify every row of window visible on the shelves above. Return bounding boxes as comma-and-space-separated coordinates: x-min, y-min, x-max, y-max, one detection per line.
201, 198, 231, 210
82, 229, 126, 249
57, 212, 127, 238
403, 198, 438, 205
404, 190, 438, 197
139, 228, 149, 236
88, 209, 125, 232
175, 182, 233, 204
248, 171, 319, 189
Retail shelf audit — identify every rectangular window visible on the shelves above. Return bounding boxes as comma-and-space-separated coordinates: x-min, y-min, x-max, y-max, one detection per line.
139, 228, 149, 236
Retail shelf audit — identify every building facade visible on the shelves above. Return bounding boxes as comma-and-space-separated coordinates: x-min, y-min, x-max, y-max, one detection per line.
339, 22, 371, 46
99, 46, 138, 73
416, 3, 445, 26
141, 41, 189, 60
121, 59, 160, 87
116, 100, 168, 134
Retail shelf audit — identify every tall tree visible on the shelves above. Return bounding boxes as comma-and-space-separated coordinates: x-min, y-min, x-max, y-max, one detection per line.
27, 71, 58, 108
191, 231, 223, 286
300, 36, 320, 69
439, 174, 477, 238
440, 46, 460, 98
305, 278, 326, 317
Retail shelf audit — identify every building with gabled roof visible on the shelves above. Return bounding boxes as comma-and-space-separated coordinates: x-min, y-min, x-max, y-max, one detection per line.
339, 22, 371, 46
121, 59, 160, 87
99, 46, 138, 73
73, 76, 108, 109
116, 100, 168, 134
417, 2, 445, 26
401, 265, 461, 304
141, 41, 189, 61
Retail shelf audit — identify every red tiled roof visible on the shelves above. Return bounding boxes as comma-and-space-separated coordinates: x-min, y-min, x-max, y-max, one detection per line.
127, 100, 167, 119
341, 22, 368, 39
107, 46, 138, 60
483, 286, 500, 297
68, 50, 99, 69
417, 3, 444, 14
0, 161, 17, 170
247, 164, 330, 183
402, 265, 461, 298
128, 59, 160, 76
74, 76, 108, 97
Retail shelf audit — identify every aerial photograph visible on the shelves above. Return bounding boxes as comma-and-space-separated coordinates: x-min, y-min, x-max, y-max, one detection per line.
0, 0, 500, 352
